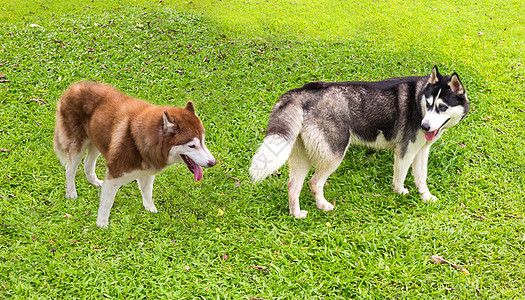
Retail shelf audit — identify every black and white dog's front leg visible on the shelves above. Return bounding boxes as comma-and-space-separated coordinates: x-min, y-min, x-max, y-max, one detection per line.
392, 149, 415, 196
412, 145, 438, 202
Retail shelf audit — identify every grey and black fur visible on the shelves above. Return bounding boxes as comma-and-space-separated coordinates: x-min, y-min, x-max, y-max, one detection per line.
250, 66, 470, 218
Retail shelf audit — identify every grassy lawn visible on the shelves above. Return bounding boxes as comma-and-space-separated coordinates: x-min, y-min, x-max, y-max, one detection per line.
1, 0, 524, 298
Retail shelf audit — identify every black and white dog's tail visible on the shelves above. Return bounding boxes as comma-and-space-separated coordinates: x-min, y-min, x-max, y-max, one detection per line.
249, 94, 304, 182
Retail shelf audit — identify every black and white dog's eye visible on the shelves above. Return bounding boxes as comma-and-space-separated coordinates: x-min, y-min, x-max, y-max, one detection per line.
439, 105, 448, 112
426, 102, 431, 108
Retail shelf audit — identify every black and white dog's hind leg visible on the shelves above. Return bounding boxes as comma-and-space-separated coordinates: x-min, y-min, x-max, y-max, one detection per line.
287, 141, 311, 219
309, 159, 339, 213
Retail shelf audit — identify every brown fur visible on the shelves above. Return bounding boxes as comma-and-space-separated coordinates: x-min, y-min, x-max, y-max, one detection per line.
54, 81, 204, 179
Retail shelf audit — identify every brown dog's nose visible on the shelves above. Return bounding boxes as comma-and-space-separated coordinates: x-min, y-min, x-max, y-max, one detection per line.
207, 160, 217, 168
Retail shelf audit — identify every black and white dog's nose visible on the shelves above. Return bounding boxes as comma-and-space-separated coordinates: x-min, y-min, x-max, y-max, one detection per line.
421, 123, 431, 131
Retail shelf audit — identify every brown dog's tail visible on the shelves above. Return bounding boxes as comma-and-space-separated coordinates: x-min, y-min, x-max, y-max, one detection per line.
53, 82, 96, 166
53, 100, 68, 166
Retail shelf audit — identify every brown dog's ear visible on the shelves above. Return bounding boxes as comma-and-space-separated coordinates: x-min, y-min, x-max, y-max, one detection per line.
449, 73, 465, 95
184, 101, 195, 114
163, 110, 178, 133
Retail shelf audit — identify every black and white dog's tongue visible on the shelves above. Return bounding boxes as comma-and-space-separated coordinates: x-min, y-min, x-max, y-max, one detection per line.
424, 119, 450, 141
425, 130, 438, 141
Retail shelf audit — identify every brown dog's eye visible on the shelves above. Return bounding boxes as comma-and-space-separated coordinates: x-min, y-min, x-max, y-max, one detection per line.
188, 145, 196, 149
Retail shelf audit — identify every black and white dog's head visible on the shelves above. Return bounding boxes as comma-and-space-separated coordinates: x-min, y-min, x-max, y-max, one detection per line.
420, 66, 470, 141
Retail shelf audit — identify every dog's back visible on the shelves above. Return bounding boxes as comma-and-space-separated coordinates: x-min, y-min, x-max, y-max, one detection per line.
53, 81, 146, 164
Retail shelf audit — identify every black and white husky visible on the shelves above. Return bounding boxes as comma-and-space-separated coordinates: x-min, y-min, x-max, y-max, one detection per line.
250, 66, 470, 218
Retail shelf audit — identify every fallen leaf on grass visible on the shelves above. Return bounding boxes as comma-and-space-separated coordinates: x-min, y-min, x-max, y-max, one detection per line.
364, 193, 382, 197
252, 266, 270, 274
29, 98, 46, 105
504, 214, 523, 219
460, 268, 471, 275
431, 255, 470, 275
225, 174, 240, 181
474, 214, 493, 222
217, 208, 224, 217
65, 213, 72, 218
51, 39, 66, 48
221, 254, 228, 260
225, 174, 242, 187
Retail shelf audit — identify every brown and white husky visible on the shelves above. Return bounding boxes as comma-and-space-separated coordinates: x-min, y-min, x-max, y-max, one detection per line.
54, 81, 216, 228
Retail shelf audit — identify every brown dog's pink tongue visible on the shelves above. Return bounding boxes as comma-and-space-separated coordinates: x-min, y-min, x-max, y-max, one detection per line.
425, 130, 438, 141
187, 157, 203, 182
181, 154, 204, 182
194, 164, 203, 182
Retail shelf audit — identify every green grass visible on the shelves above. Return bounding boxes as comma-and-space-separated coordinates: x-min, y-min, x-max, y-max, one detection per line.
1, 0, 525, 298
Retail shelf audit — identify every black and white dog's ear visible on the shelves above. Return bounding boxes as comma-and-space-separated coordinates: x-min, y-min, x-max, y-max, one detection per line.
184, 101, 195, 114
163, 110, 179, 133
449, 73, 465, 95
429, 65, 440, 84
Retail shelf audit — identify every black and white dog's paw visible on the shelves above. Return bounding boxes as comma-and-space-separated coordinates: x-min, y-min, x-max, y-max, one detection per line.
421, 192, 438, 202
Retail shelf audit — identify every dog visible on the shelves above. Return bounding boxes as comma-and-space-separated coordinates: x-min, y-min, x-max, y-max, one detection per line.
250, 66, 470, 218
54, 81, 216, 228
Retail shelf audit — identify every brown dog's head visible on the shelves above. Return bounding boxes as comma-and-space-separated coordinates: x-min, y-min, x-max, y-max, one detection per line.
162, 101, 216, 181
